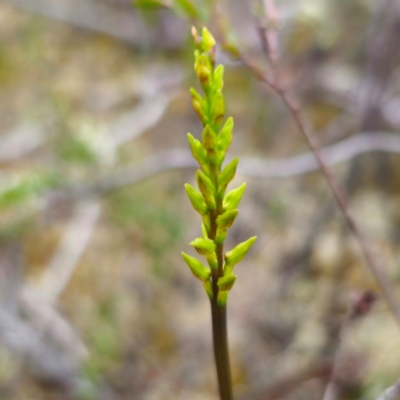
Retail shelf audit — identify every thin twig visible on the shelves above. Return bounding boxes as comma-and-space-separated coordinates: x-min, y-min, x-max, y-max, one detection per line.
231, 0, 400, 327
63, 132, 400, 196
321, 291, 377, 400
240, 359, 333, 400
5, 0, 185, 48
36, 200, 101, 304
375, 378, 400, 400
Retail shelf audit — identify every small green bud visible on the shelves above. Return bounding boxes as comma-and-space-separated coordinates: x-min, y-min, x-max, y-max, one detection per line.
213, 65, 224, 91
195, 53, 212, 88
185, 183, 208, 216
187, 133, 209, 173
201, 223, 208, 239
182, 252, 211, 282
196, 170, 216, 210
192, 26, 201, 49
223, 183, 246, 211
217, 274, 236, 291
216, 209, 238, 230
190, 87, 207, 126
210, 91, 225, 129
206, 252, 218, 270
225, 236, 257, 268
217, 157, 239, 198
218, 117, 234, 155
202, 125, 219, 164
190, 237, 216, 255
203, 280, 214, 299
202, 214, 211, 232
202, 27, 216, 52
215, 227, 228, 245
217, 290, 229, 306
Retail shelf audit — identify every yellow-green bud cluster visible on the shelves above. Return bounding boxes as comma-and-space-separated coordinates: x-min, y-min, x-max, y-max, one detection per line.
182, 27, 257, 306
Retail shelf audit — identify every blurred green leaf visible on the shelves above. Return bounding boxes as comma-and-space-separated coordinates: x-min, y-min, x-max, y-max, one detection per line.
133, 0, 166, 11
172, 0, 200, 19
59, 135, 97, 165
0, 172, 58, 210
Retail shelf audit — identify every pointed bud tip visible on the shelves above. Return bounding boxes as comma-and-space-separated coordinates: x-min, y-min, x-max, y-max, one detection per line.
192, 26, 200, 42
202, 27, 216, 52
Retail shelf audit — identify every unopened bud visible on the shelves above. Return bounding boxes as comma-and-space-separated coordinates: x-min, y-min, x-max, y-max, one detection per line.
190, 237, 216, 255
185, 183, 208, 216
187, 133, 209, 174
217, 274, 236, 291
217, 290, 229, 306
216, 209, 238, 230
182, 252, 211, 282
196, 170, 216, 210
223, 183, 246, 211
225, 236, 257, 268
217, 157, 239, 198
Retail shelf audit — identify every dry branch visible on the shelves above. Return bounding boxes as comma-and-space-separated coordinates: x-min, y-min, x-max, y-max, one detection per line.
64, 132, 400, 196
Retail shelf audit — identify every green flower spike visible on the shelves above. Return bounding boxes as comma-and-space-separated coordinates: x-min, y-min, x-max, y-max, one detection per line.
182, 26, 257, 301
182, 26, 258, 399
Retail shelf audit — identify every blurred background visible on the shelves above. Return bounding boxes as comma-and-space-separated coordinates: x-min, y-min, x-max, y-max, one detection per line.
1, 0, 400, 399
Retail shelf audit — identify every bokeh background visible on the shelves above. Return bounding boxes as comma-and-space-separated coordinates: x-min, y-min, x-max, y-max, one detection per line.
1, 0, 400, 399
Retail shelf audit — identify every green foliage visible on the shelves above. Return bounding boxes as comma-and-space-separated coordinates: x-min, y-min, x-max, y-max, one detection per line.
173, 0, 200, 20
59, 135, 97, 165
133, 0, 166, 11
82, 296, 123, 387
182, 27, 257, 306
0, 171, 58, 211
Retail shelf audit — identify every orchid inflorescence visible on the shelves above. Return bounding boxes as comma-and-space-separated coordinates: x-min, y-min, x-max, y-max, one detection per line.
182, 27, 257, 306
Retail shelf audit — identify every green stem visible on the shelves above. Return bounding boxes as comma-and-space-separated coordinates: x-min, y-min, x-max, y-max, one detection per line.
209, 163, 234, 400
210, 298, 233, 400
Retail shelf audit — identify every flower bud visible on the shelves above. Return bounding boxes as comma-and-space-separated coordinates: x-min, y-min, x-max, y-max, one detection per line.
224, 236, 257, 268
202, 27, 216, 52
182, 252, 211, 282
187, 133, 209, 174
218, 117, 234, 155
216, 209, 238, 230
217, 274, 236, 291
192, 26, 201, 49
202, 125, 219, 164
201, 223, 209, 239
217, 290, 229, 306
196, 170, 216, 210
215, 227, 228, 245
195, 52, 212, 88
185, 183, 208, 216
217, 157, 239, 198
206, 252, 218, 270
213, 65, 224, 91
210, 92, 225, 129
190, 87, 207, 126
190, 237, 216, 255
203, 280, 213, 299
202, 214, 211, 232
223, 183, 246, 211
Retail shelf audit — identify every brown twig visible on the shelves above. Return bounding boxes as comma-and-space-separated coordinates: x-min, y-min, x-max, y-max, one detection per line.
322, 291, 377, 400
375, 377, 400, 400
216, 0, 400, 328
239, 359, 333, 400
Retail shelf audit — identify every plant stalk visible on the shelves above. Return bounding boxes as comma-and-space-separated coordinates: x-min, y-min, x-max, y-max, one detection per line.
210, 297, 233, 400
209, 164, 234, 400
